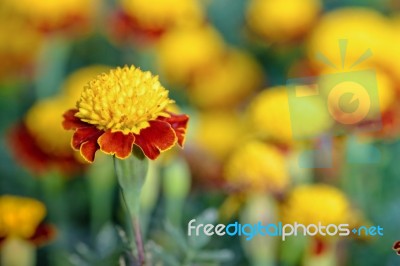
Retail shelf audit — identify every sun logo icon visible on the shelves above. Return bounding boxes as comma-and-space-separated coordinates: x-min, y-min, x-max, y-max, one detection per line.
287, 39, 382, 168
317, 39, 381, 126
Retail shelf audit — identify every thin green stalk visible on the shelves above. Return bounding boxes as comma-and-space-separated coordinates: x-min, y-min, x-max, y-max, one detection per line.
114, 148, 149, 265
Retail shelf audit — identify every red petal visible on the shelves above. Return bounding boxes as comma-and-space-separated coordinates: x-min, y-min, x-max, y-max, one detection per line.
134, 120, 177, 160
158, 112, 189, 147
7, 123, 50, 173
98, 130, 135, 159
72, 126, 103, 163
7, 123, 85, 175
62, 109, 89, 130
0, 236, 5, 247
72, 126, 103, 149
80, 140, 99, 163
312, 238, 328, 256
28, 223, 56, 247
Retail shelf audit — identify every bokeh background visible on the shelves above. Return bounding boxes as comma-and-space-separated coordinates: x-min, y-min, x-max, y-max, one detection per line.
1, 0, 400, 265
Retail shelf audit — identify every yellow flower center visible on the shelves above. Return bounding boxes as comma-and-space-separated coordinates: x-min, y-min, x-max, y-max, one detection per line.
61, 65, 111, 107
76, 65, 174, 134
0, 196, 46, 239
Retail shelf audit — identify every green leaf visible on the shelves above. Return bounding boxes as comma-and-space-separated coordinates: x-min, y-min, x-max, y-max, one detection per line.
147, 241, 181, 266
164, 222, 189, 253
279, 235, 308, 266
113, 147, 149, 216
96, 224, 120, 255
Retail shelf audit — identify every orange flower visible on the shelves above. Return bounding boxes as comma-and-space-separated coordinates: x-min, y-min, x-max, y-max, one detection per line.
63, 65, 189, 162
8, 97, 86, 175
8, 123, 84, 174
0, 195, 55, 247
3, 0, 97, 34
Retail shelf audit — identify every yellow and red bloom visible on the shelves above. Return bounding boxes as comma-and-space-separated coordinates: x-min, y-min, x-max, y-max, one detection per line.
110, 0, 204, 45
0, 195, 54, 247
156, 25, 226, 85
0, 9, 43, 81
224, 140, 289, 194
281, 184, 351, 228
8, 97, 86, 175
63, 65, 189, 162
246, 0, 321, 43
3, 0, 97, 34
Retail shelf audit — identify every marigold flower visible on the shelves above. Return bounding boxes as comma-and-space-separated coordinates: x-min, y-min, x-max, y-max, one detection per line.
119, 0, 203, 31
26, 99, 73, 156
224, 140, 289, 193
391, 15, 400, 74
247, 86, 331, 143
307, 8, 392, 70
0, 195, 55, 248
246, 0, 321, 43
63, 65, 189, 162
188, 49, 263, 109
4, 0, 96, 33
109, 10, 165, 44
0, 10, 42, 80
157, 25, 225, 85
191, 111, 246, 160
281, 184, 351, 226
8, 97, 85, 174
0, 196, 45, 239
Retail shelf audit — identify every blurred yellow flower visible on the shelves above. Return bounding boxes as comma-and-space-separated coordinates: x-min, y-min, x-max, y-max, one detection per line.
247, 86, 331, 143
224, 140, 289, 193
157, 25, 225, 85
369, 70, 395, 114
307, 8, 393, 70
60, 65, 111, 107
120, 0, 204, 30
191, 111, 245, 160
5, 0, 96, 31
0, 11, 42, 79
25, 98, 74, 156
188, 49, 263, 109
9, 95, 86, 174
0, 196, 46, 239
281, 184, 351, 226
388, 14, 400, 84
246, 0, 321, 43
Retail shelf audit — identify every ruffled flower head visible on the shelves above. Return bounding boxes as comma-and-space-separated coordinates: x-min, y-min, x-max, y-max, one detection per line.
63, 65, 189, 162
8, 97, 86, 174
224, 140, 289, 193
0, 195, 54, 247
281, 184, 351, 226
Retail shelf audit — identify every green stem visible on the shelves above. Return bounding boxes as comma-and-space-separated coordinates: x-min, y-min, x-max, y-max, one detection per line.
87, 156, 115, 236
113, 148, 149, 265
1, 238, 35, 266
132, 215, 145, 265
